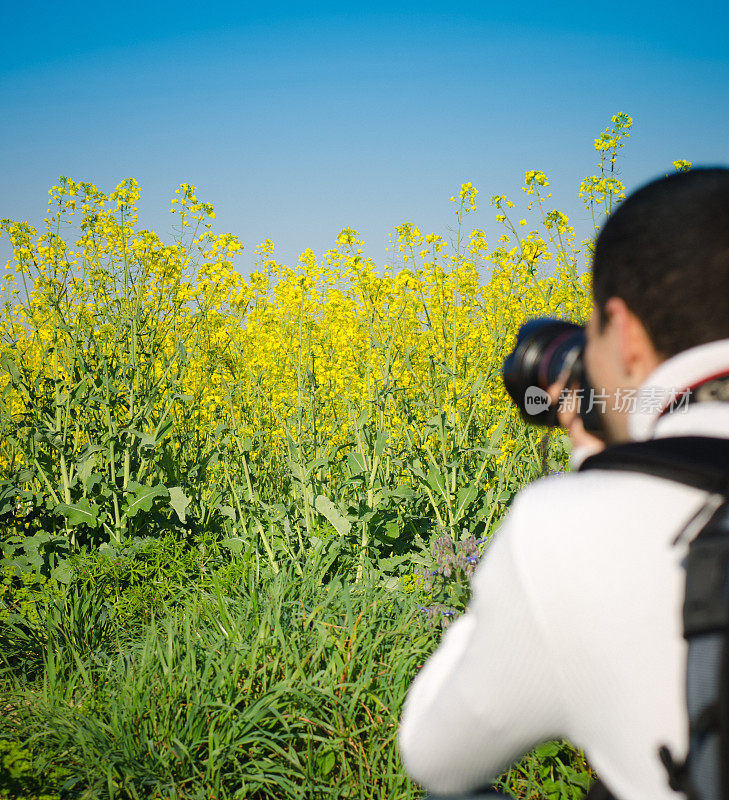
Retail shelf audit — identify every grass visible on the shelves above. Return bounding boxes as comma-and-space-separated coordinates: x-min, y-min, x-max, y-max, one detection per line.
1, 553, 438, 799
0, 481, 597, 800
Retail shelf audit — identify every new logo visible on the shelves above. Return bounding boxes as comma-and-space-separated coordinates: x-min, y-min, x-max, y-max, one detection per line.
524, 386, 550, 415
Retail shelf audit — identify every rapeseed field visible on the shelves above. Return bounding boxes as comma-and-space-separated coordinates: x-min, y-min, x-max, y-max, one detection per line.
0, 113, 681, 799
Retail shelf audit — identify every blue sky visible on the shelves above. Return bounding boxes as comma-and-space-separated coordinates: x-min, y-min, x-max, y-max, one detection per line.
2, 0, 728, 275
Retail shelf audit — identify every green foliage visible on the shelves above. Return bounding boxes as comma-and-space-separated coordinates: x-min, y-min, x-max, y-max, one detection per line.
0, 335, 200, 549
0, 540, 600, 799
497, 741, 594, 800
0, 575, 114, 681
0, 558, 435, 799
0, 739, 65, 800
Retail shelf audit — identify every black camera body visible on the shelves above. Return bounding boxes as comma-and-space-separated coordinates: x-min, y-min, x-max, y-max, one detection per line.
502, 317, 602, 434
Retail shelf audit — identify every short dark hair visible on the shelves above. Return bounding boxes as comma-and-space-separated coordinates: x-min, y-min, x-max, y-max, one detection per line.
592, 167, 729, 358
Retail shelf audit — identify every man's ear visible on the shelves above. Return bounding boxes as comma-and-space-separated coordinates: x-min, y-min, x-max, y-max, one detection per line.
603, 297, 662, 385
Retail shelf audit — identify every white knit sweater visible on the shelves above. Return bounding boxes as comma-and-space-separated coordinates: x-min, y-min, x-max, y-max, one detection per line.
398, 339, 729, 800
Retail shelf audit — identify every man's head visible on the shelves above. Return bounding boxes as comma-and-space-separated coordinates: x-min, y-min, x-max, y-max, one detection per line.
584, 167, 729, 441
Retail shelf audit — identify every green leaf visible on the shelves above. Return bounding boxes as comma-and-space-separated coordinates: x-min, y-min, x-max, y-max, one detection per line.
488, 411, 510, 448
307, 456, 332, 476
427, 467, 448, 501
455, 484, 478, 521
85, 472, 103, 493
76, 453, 96, 489
410, 459, 427, 482
317, 750, 336, 776
347, 452, 367, 475
0, 484, 18, 516
123, 484, 168, 519
1, 355, 22, 385
139, 432, 157, 449
52, 562, 73, 584
267, 503, 286, 521
55, 498, 101, 528
534, 741, 562, 759
168, 486, 191, 523
424, 413, 444, 432
378, 553, 410, 571
314, 495, 351, 536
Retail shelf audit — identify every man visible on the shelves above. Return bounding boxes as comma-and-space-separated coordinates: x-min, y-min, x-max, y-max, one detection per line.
398, 168, 729, 800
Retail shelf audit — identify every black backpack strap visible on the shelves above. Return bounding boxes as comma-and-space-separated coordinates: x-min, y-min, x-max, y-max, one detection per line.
580, 436, 729, 800
579, 436, 729, 494
679, 499, 729, 800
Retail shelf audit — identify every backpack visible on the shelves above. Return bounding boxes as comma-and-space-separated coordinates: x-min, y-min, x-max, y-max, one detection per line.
579, 435, 729, 800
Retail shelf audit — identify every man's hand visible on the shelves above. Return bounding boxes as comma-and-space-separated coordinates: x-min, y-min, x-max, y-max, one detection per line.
548, 371, 606, 459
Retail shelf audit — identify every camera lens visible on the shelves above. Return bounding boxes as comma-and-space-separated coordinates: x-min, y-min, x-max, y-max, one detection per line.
502, 318, 586, 427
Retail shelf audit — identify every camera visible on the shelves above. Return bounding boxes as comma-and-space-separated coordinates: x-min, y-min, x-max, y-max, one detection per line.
502, 317, 602, 434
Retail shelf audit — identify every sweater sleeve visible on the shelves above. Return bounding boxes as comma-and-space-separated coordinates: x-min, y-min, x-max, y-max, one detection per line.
397, 501, 569, 795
